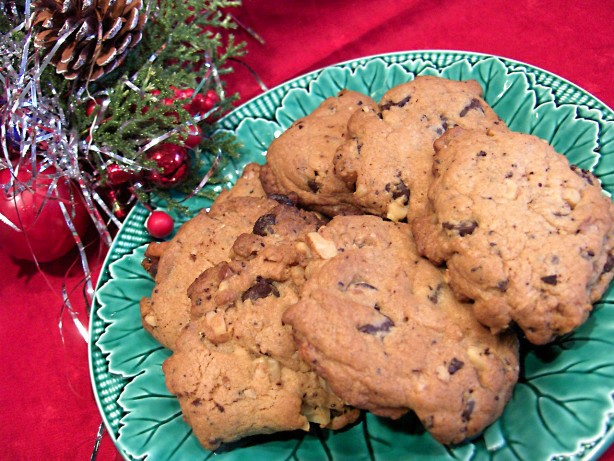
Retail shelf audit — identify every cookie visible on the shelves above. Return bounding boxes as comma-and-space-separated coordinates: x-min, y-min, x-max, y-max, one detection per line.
213, 162, 266, 206
187, 203, 327, 369
260, 89, 378, 216
163, 204, 358, 450
412, 127, 614, 344
283, 215, 519, 445
140, 165, 280, 350
334, 76, 504, 221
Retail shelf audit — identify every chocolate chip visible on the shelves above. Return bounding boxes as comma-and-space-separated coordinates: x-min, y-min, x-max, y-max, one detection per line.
440, 114, 449, 131
384, 179, 410, 204
253, 213, 276, 236
476, 150, 487, 157
461, 400, 475, 422
142, 257, 159, 277
448, 358, 464, 375
268, 194, 296, 206
380, 95, 411, 111
191, 398, 202, 406
214, 402, 225, 412
459, 98, 484, 117
358, 313, 394, 336
603, 254, 614, 273
497, 279, 509, 292
241, 276, 280, 302
428, 283, 442, 304
307, 179, 320, 193
541, 274, 558, 285
442, 220, 478, 237
570, 165, 595, 185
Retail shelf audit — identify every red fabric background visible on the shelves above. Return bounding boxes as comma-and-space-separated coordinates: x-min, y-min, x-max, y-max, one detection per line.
1, 1, 613, 459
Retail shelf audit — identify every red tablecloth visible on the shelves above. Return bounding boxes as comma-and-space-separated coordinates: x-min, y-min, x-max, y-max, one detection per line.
1, 1, 613, 459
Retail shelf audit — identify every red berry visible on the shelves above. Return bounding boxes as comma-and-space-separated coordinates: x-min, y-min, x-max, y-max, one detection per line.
183, 95, 202, 116
182, 124, 202, 149
85, 97, 105, 117
145, 210, 174, 239
172, 87, 195, 99
183, 90, 219, 116
205, 89, 219, 105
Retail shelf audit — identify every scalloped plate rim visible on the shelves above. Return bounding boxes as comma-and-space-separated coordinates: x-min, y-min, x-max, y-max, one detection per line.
225, 49, 612, 117
88, 50, 614, 461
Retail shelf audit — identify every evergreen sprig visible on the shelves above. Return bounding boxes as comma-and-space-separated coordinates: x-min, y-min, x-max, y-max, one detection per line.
75, 0, 245, 149
65, 0, 247, 211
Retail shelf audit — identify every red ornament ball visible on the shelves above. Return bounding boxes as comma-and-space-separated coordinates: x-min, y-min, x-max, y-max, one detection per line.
145, 210, 174, 239
106, 163, 137, 186
0, 165, 90, 262
145, 143, 190, 188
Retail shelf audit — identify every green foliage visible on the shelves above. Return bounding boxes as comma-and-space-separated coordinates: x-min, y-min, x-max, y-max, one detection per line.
64, 0, 247, 212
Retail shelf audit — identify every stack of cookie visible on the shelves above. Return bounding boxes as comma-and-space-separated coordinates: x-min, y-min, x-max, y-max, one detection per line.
140, 76, 614, 451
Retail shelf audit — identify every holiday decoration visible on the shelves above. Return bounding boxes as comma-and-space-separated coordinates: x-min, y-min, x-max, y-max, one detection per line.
145, 142, 190, 188
181, 124, 203, 149
32, 0, 148, 81
0, 0, 250, 269
145, 210, 174, 238
106, 163, 137, 186
0, 165, 90, 262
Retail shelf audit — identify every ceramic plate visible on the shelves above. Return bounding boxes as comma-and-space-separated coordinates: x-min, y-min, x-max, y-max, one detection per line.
89, 51, 614, 461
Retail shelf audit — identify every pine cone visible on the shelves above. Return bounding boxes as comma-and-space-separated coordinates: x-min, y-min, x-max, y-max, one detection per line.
32, 0, 147, 82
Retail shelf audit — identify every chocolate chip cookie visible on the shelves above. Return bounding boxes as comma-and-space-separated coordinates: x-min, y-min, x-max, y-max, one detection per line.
334, 76, 505, 221
213, 162, 266, 206
412, 127, 614, 344
140, 165, 279, 350
283, 215, 519, 445
163, 204, 358, 450
260, 89, 378, 216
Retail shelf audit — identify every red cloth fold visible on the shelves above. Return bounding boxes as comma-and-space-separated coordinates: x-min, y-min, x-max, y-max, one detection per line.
1, 1, 612, 459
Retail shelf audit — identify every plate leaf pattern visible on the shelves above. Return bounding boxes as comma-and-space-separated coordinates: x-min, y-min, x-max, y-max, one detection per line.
96, 246, 166, 377
90, 51, 614, 461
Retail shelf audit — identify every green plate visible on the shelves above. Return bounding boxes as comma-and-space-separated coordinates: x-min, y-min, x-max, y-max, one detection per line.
89, 51, 614, 461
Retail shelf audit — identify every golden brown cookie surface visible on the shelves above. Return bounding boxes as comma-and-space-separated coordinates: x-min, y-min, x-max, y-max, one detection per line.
283, 215, 519, 445
140, 164, 278, 350
261, 89, 378, 216
412, 127, 614, 344
334, 76, 504, 221
163, 204, 358, 450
